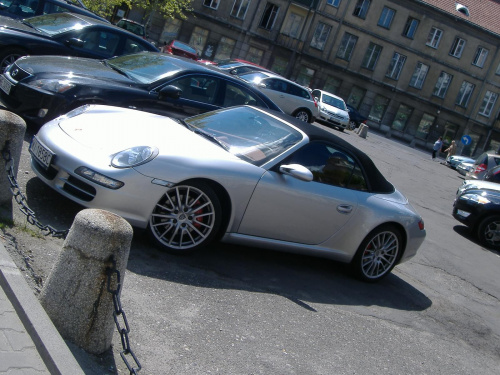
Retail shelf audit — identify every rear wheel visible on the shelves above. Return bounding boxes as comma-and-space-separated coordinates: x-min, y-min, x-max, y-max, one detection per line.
294, 109, 311, 123
148, 182, 222, 254
348, 120, 357, 131
477, 215, 500, 250
0, 47, 26, 73
351, 225, 402, 282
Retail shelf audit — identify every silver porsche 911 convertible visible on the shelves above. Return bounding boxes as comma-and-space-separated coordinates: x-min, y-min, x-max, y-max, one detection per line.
30, 105, 426, 282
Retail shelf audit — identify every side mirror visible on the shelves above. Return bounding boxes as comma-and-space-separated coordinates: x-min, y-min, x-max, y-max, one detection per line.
66, 38, 85, 48
279, 164, 313, 182
158, 85, 182, 100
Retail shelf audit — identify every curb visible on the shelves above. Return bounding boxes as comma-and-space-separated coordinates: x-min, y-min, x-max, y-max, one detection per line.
0, 241, 84, 375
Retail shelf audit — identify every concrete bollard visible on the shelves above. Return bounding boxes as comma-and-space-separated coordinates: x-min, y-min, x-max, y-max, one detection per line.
39, 209, 133, 354
358, 124, 369, 139
0, 110, 26, 206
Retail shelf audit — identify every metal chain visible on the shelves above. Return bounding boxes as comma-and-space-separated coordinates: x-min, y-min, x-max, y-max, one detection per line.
106, 256, 141, 374
1, 140, 69, 238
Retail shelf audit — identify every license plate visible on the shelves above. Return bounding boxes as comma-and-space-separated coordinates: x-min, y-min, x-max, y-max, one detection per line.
0, 75, 12, 95
29, 136, 54, 169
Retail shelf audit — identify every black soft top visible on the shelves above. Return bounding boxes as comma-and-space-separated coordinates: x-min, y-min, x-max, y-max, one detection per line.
271, 110, 395, 194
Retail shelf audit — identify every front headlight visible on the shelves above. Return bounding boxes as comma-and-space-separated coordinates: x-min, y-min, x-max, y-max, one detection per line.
460, 193, 491, 204
111, 146, 158, 168
27, 79, 75, 93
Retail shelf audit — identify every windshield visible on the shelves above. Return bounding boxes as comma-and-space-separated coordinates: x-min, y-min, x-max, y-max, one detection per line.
105, 53, 183, 84
185, 106, 303, 166
24, 13, 91, 36
239, 71, 268, 84
322, 94, 347, 110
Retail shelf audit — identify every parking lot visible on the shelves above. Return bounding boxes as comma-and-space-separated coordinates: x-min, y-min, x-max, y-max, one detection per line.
2, 121, 500, 374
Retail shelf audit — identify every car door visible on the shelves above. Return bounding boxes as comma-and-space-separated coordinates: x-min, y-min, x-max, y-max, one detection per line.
257, 78, 297, 115
238, 142, 364, 244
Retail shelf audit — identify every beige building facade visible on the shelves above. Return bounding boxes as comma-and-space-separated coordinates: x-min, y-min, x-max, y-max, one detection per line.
126, 0, 500, 156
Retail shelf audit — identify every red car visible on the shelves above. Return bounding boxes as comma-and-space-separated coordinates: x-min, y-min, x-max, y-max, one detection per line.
161, 40, 199, 60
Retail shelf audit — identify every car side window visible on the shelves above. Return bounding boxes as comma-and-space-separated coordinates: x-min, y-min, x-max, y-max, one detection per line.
169, 75, 219, 104
78, 30, 120, 57
124, 37, 149, 54
288, 84, 310, 99
223, 82, 266, 107
286, 142, 368, 191
266, 78, 287, 93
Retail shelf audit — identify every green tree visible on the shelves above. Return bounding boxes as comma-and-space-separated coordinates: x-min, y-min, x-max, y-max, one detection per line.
81, 0, 193, 21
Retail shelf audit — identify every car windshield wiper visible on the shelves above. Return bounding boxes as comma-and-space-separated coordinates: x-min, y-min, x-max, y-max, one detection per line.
103, 61, 131, 78
175, 118, 228, 151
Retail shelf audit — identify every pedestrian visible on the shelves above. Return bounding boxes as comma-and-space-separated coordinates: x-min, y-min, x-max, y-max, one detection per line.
444, 140, 457, 162
432, 136, 443, 160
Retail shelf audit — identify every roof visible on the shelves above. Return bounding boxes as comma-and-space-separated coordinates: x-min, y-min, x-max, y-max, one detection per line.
419, 0, 500, 36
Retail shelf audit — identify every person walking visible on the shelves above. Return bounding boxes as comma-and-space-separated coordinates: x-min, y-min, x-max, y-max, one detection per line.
432, 136, 443, 160
444, 140, 457, 162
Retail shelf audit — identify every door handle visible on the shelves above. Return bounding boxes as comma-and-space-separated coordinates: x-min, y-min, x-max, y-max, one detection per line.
337, 204, 353, 214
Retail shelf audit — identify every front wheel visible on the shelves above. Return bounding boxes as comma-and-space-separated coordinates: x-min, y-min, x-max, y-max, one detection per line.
294, 109, 311, 123
348, 120, 357, 131
0, 47, 26, 73
148, 182, 222, 254
477, 215, 500, 250
351, 225, 402, 282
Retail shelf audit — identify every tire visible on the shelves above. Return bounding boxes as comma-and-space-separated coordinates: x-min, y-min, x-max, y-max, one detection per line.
351, 224, 403, 282
148, 182, 222, 254
0, 47, 26, 73
348, 120, 357, 131
477, 215, 500, 250
294, 109, 311, 123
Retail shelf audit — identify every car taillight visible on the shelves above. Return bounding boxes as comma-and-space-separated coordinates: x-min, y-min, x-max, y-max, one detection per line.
361, 120, 367, 124
418, 220, 425, 231
474, 163, 487, 173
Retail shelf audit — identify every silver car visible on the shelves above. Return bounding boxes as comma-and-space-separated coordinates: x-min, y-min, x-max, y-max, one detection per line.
311, 89, 350, 131
466, 151, 500, 180
239, 71, 319, 123
29, 105, 425, 282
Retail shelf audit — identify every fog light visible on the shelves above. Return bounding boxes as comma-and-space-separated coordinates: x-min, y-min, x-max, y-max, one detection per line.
457, 209, 471, 218
37, 108, 48, 118
75, 167, 124, 189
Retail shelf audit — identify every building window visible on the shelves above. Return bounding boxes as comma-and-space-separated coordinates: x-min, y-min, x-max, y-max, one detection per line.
449, 37, 466, 58
426, 27, 443, 48
324, 76, 342, 94
433, 71, 453, 98
214, 37, 235, 61
378, 7, 395, 29
472, 47, 489, 67
247, 46, 264, 64
456, 81, 475, 107
189, 26, 209, 56
337, 33, 358, 61
203, 0, 219, 10
259, 3, 279, 30
282, 12, 303, 38
327, 0, 341, 7
231, 0, 251, 19
361, 42, 382, 70
403, 17, 419, 39
296, 66, 315, 88
368, 94, 389, 123
416, 113, 435, 139
386, 52, 406, 80
353, 0, 370, 19
391, 104, 413, 131
409, 62, 429, 89
310, 22, 331, 50
160, 18, 181, 43
479, 91, 498, 117
271, 56, 288, 75
347, 86, 366, 108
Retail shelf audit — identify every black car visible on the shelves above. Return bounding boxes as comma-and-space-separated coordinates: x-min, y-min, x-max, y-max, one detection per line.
0, 0, 106, 21
483, 165, 500, 183
0, 12, 158, 71
0, 52, 282, 125
346, 104, 368, 130
453, 184, 500, 249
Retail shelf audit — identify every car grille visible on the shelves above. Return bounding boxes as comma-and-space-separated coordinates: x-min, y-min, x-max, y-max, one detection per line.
325, 110, 347, 121
6, 64, 31, 83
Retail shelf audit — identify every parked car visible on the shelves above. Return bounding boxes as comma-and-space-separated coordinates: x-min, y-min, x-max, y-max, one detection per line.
30, 105, 426, 282
0, 12, 158, 72
0, 52, 282, 125
483, 165, 500, 183
161, 40, 199, 60
311, 89, 350, 132
453, 180, 500, 249
0, 0, 106, 21
346, 104, 368, 130
465, 151, 500, 180
115, 18, 146, 38
457, 161, 474, 176
446, 155, 476, 169
239, 71, 319, 123
215, 59, 271, 75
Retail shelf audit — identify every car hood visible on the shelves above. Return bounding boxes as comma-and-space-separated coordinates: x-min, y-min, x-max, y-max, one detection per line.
15, 56, 134, 84
0, 16, 44, 34
319, 103, 349, 117
55, 105, 238, 160
457, 180, 500, 195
